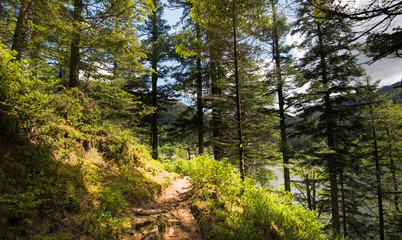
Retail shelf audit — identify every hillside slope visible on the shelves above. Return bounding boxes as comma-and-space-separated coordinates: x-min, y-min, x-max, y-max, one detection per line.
377, 81, 402, 104
1, 44, 332, 240
0, 45, 172, 239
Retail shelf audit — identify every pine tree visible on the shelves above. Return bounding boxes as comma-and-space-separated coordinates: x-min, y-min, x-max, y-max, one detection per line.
293, 0, 365, 233
353, 86, 402, 239
68, 0, 83, 88
139, 0, 171, 159
259, 0, 302, 192
170, 0, 206, 155
190, 0, 277, 181
304, 0, 401, 63
10, 0, 34, 61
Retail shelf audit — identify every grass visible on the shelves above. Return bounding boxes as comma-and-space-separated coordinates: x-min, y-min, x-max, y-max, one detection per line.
164, 155, 332, 240
0, 43, 171, 239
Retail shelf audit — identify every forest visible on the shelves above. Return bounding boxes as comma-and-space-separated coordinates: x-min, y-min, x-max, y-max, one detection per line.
0, 0, 401, 239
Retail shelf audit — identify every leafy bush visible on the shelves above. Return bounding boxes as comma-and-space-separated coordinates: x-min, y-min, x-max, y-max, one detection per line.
0, 43, 167, 239
99, 187, 127, 216
166, 155, 329, 240
83, 210, 128, 239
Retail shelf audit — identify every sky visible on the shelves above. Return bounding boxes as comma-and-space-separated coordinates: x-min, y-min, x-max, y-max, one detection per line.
162, 1, 401, 87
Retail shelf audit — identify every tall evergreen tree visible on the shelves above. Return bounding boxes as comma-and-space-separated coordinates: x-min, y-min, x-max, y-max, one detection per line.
10, 0, 33, 61
352, 85, 402, 239
140, 0, 171, 159
260, 0, 301, 192
293, 0, 365, 233
170, 0, 206, 155
305, 0, 402, 63
190, 0, 277, 181
69, 0, 83, 88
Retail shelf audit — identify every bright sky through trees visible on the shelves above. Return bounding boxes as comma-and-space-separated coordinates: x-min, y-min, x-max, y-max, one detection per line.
163, 0, 401, 86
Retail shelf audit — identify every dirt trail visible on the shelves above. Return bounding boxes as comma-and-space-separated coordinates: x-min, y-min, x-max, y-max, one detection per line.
132, 176, 203, 240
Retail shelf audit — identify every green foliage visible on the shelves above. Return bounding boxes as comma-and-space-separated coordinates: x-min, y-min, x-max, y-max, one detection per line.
82, 210, 127, 239
85, 81, 150, 129
365, 30, 402, 62
377, 82, 402, 104
0, 43, 167, 239
350, 99, 402, 239
166, 155, 329, 240
0, 142, 86, 238
99, 187, 127, 216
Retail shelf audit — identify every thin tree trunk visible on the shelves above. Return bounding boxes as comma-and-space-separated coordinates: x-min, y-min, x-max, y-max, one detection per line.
312, 171, 316, 210
211, 63, 223, 160
11, 0, 33, 61
232, 2, 245, 181
29, 12, 40, 77
386, 129, 399, 210
58, 38, 66, 80
151, 64, 158, 160
196, 23, 204, 155
366, 78, 385, 240
271, 0, 290, 192
209, 33, 223, 161
373, 128, 384, 240
113, 22, 119, 79
306, 174, 312, 210
151, 1, 158, 160
69, 0, 83, 88
316, 21, 340, 232
340, 170, 347, 238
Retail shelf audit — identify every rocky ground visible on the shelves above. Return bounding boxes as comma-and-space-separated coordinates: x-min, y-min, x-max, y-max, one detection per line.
130, 176, 203, 240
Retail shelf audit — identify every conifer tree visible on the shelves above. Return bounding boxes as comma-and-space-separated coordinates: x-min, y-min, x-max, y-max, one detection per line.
139, 0, 171, 159
10, 0, 34, 61
190, 0, 276, 181
293, 0, 365, 233
352, 86, 402, 239
260, 0, 301, 192
305, 0, 402, 63
170, 0, 207, 155
69, 0, 83, 88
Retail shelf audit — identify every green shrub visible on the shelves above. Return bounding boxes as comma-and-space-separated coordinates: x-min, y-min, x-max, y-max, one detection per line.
0, 42, 166, 239
99, 187, 127, 216
166, 155, 329, 240
83, 210, 127, 239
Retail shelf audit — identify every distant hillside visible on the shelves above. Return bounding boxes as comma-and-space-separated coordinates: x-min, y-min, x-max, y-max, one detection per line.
159, 101, 191, 126
158, 101, 198, 151
377, 81, 402, 104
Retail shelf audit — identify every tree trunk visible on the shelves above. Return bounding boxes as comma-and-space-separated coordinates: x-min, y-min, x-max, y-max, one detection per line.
11, 0, 33, 61
232, 2, 245, 181
69, 0, 83, 88
340, 170, 347, 238
151, 64, 158, 160
373, 128, 384, 240
386, 129, 399, 211
312, 172, 316, 210
196, 23, 204, 155
316, 21, 340, 232
306, 174, 312, 210
211, 64, 223, 160
365, 76, 385, 240
271, 0, 290, 192
29, 13, 40, 77
151, 1, 158, 160
209, 34, 223, 161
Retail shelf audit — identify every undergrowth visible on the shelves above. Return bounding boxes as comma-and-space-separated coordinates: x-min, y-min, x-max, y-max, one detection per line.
0, 42, 342, 239
164, 155, 335, 240
0, 43, 168, 239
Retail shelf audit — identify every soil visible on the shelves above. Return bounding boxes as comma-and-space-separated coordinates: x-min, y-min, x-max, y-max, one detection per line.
131, 176, 203, 240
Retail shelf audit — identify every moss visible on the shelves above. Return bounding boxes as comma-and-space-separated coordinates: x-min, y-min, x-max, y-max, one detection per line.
0, 49, 168, 238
